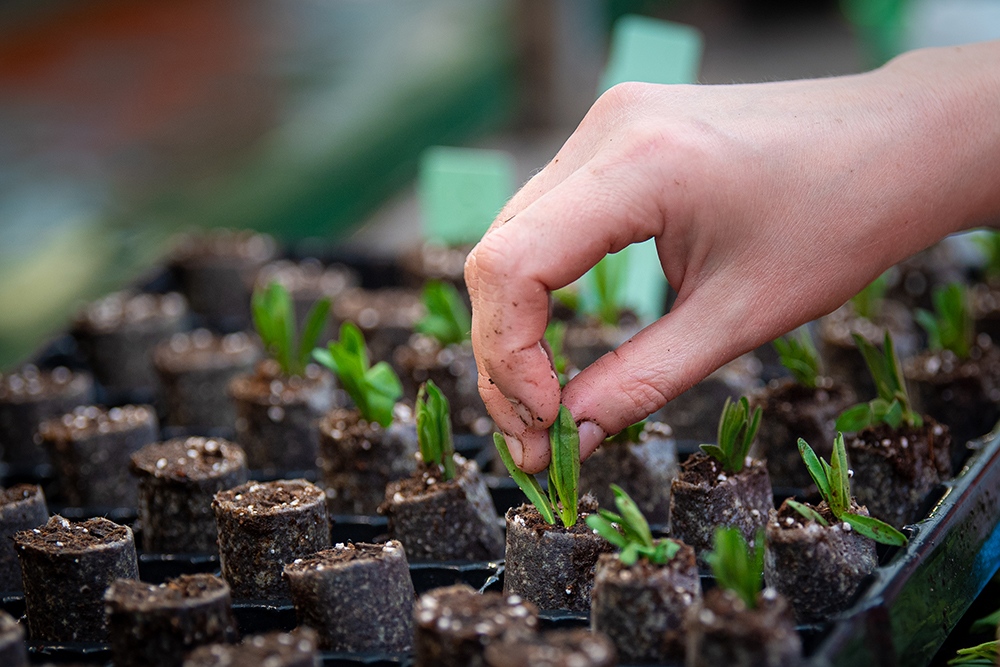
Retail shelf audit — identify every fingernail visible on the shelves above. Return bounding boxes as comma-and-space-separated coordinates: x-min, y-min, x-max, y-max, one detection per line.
507, 397, 535, 428
578, 421, 607, 459
504, 433, 524, 467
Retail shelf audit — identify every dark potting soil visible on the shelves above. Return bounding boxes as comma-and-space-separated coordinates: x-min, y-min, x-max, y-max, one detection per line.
591, 543, 702, 664
319, 406, 418, 515
154, 329, 260, 430
684, 588, 801, 667
131, 437, 248, 554
382, 456, 504, 562
503, 499, 615, 612
15, 515, 139, 642
213, 479, 330, 600
413, 583, 539, 667
0, 484, 48, 592
0, 610, 26, 667
332, 287, 425, 367
763, 499, 878, 624
183, 629, 319, 667
283, 541, 415, 652
847, 419, 952, 529
105, 573, 238, 667
0, 365, 94, 467
483, 629, 618, 667
228, 360, 336, 472
39, 404, 158, 507
670, 453, 773, 563
750, 377, 855, 489
578, 421, 677, 526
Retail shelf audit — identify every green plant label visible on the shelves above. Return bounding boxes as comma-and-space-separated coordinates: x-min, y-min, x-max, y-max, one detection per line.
418, 146, 516, 246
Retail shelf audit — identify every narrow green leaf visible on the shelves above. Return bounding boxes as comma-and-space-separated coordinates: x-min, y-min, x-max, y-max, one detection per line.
493, 432, 555, 524
298, 297, 331, 372
611, 484, 653, 548
549, 406, 580, 528
948, 640, 999, 667
841, 512, 908, 547
786, 499, 830, 526
797, 438, 831, 502
829, 430, 850, 515
707, 527, 762, 610
415, 380, 455, 480
970, 608, 1000, 635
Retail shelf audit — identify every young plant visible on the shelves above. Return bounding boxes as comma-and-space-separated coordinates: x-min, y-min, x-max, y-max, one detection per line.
948, 641, 998, 667
706, 526, 765, 610
544, 320, 570, 386
791, 434, 908, 546
415, 380, 455, 481
772, 328, 822, 389
915, 283, 973, 360
493, 405, 580, 528
699, 396, 762, 475
850, 273, 889, 321
252, 281, 330, 377
415, 280, 471, 347
585, 484, 681, 566
312, 322, 402, 428
835, 332, 922, 432
590, 253, 628, 326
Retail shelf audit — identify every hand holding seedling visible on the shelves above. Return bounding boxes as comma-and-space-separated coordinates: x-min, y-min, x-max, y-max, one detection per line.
464, 41, 1000, 472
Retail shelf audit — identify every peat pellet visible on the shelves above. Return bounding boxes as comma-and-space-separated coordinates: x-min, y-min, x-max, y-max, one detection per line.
154, 330, 260, 431
503, 500, 615, 612
131, 437, 248, 554
483, 629, 617, 667
213, 479, 329, 600
0, 485, 49, 592
382, 456, 503, 562
228, 361, 335, 472
331, 287, 424, 367
39, 404, 158, 508
184, 630, 319, 667
0, 610, 27, 667
15, 515, 138, 642
591, 545, 702, 664
763, 500, 877, 624
105, 573, 238, 667
0, 365, 94, 467
72, 291, 188, 395
284, 541, 414, 652
319, 406, 418, 515
413, 584, 539, 667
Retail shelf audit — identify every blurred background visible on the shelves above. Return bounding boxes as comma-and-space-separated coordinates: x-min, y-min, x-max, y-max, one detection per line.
1, 0, 997, 369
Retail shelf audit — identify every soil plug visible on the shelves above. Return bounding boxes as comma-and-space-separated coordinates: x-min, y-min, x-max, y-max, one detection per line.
284, 541, 415, 652
15, 515, 139, 641
213, 479, 330, 600
413, 584, 539, 667
105, 573, 238, 667
0, 484, 48, 592
130, 437, 248, 554
381, 380, 503, 561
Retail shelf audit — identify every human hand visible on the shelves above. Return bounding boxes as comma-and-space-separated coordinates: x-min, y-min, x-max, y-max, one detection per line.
465, 42, 1000, 473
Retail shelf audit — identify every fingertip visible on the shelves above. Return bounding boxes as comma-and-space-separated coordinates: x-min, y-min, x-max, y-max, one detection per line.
578, 420, 607, 461
503, 433, 524, 468
517, 430, 551, 474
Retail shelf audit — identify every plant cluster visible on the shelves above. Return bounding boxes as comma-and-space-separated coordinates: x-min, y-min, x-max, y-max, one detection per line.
790, 434, 907, 546
700, 396, 762, 475
915, 283, 973, 360
835, 332, 922, 432
585, 484, 681, 565
493, 405, 580, 528
706, 526, 764, 610
415, 380, 455, 481
850, 273, 889, 321
773, 328, 822, 389
415, 280, 471, 347
251, 281, 330, 377
313, 322, 402, 428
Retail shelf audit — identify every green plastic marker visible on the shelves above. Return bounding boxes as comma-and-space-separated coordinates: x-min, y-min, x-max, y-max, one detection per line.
583, 15, 703, 324
418, 146, 516, 246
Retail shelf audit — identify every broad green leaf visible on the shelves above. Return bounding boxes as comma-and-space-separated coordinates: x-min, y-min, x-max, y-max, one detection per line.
836, 403, 875, 433
493, 433, 555, 524
841, 512, 908, 547
699, 444, 727, 464
598, 508, 624, 524
786, 499, 830, 526
797, 438, 831, 502
620, 541, 641, 566
585, 514, 629, 548
549, 406, 580, 528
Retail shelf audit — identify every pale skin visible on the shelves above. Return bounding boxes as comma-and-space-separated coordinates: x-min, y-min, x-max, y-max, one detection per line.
465, 40, 1000, 474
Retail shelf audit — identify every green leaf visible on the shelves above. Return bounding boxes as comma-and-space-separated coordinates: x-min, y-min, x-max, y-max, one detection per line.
591, 253, 627, 326
314, 323, 402, 427
298, 297, 331, 372
416, 381, 455, 480
549, 406, 580, 528
611, 484, 653, 548
544, 321, 569, 385
829, 431, 850, 515
786, 499, 830, 526
585, 514, 629, 548
970, 608, 1000, 635
851, 273, 888, 321
840, 512, 908, 547
797, 438, 831, 502
699, 444, 727, 463
772, 328, 822, 388
973, 230, 1000, 282
493, 432, 555, 524
707, 527, 763, 610
836, 403, 875, 433
704, 396, 758, 474
251, 281, 302, 375
917, 283, 972, 359
415, 280, 472, 347
620, 542, 641, 566
948, 640, 999, 667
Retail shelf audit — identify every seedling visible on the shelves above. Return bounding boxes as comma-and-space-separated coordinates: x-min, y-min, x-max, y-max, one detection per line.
312, 322, 403, 428
415, 380, 455, 481
544, 321, 570, 386
585, 484, 681, 566
415, 280, 471, 347
252, 281, 330, 377
948, 641, 998, 666
915, 283, 973, 360
772, 328, 822, 389
493, 405, 580, 528
699, 396, 762, 475
604, 420, 646, 445
591, 253, 628, 326
791, 434, 908, 546
706, 526, 765, 610
851, 273, 889, 321
835, 332, 922, 432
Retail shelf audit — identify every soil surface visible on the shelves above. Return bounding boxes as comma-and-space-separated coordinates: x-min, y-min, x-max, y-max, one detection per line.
184, 630, 319, 667
40, 404, 156, 441
132, 437, 247, 482
105, 573, 231, 611
483, 629, 617, 667
0, 366, 92, 403
74, 291, 187, 334
16, 515, 131, 552
154, 330, 259, 372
